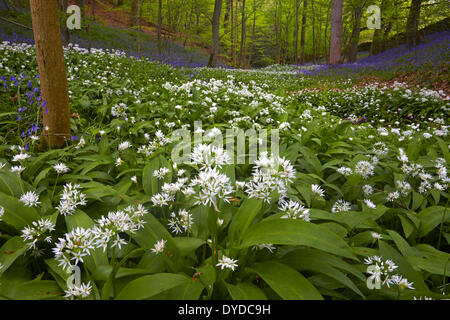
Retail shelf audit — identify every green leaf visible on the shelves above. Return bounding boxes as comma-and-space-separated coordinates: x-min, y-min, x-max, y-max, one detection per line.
416, 206, 448, 237
0, 192, 41, 231
239, 219, 357, 260
173, 237, 204, 258
228, 198, 263, 244
386, 230, 423, 258
142, 157, 160, 196
0, 236, 28, 276
248, 261, 323, 300
115, 273, 190, 300
226, 282, 268, 300
0, 280, 62, 300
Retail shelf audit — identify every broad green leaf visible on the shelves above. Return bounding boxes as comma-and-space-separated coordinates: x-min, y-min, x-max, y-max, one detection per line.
173, 237, 204, 258
228, 198, 263, 244
248, 261, 323, 300
417, 206, 448, 237
280, 248, 365, 298
0, 192, 41, 231
226, 282, 268, 300
115, 273, 190, 300
239, 218, 357, 260
0, 236, 28, 276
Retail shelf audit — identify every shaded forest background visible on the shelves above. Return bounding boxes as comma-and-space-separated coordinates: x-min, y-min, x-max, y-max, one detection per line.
1, 0, 449, 68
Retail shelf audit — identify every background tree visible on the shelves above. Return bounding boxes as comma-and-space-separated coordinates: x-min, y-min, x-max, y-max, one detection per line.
406, 0, 422, 48
208, 0, 223, 67
329, 0, 343, 64
29, 0, 71, 148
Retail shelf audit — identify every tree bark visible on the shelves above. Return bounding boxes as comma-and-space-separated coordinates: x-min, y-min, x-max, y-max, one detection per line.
329, 0, 343, 65
239, 0, 246, 67
247, 0, 256, 67
157, 0, 162, 58
130, 0, 139, 26
300, 0, 307, 65
30, 0, 71, 148
294, 0, 300, 64
208, 0, 223, 67
406, 0, 422, 49
346, 2, 366, 62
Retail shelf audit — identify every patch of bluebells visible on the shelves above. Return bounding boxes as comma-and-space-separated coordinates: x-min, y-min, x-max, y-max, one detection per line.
0, 70, 45, 142
301, 31, 450, 79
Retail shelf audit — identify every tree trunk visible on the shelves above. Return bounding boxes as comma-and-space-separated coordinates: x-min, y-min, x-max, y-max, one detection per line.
239, 0, 246, 67
208, 0, 223, 67
347, 2, 366, 62
30, 0, 71, 148
329, 0, 343, 65
59, 0, 70, 46
247, 0, 256, 67
130, 0, 139, 26
324, 5, 330, 58
311, 0, 316, 64
406, 0, 422, 49
137, 0, 143, 56
157, 0, 162, 58
300, 0, 307, 65
370, 0, 391, 55
294, 0, 299, 64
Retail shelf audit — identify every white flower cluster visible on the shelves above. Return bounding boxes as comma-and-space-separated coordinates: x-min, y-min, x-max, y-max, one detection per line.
191, 144, 232, 169
245, 152, 296, 203
53, 204, 149, 270
186, 167, 234, 211
21, 218, 56, 250
168, 209, 193, 234
53, 162, 70, 174
331, 199, 352, 213
137, 130, 172, 158
111, 102, 128, 118
216, 255, 238, 271
0, 205, 4, 221
364, 256, 414, 290
154, 167, 170, 179
91, 204, 148, 252
279, 199, 310, 222
19, 191, 40, 207
64, 282, 93, 300
53, 227, 96, 271
56, 183, 88, 216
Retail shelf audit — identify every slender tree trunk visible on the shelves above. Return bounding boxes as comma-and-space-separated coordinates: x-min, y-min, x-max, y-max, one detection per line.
130, 0, 138, 26
311, 0, 316, 64
30, 0, 71, 148
329, 0, 343, 65
157, 0, 162, 58
275, 0, 282, 64
294, 0, 300, 64
300, 0, 307, 64
247, 0, 256, 67
317, 3, 321, 62
234, 0, 239, 67
224, 0, 231, 31
208, 0, 223, 67
324, 4, 330, 59
137, 0, 143, 56
230, 0, 236, 67
347, 3, 366, 62
406, 0, 422, 49
59, 0, 70, 46
239, 0, 246, 67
